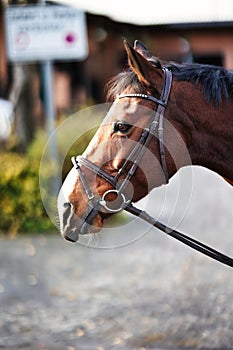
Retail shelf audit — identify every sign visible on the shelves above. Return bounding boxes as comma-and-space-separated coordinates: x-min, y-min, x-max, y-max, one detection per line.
5, 5, 88, 62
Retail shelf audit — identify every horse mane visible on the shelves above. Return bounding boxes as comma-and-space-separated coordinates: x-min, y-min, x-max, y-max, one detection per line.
106, 60, 233, 106
167, 61, 233, 105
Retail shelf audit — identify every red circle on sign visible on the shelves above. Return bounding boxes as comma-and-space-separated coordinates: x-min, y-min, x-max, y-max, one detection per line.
15, 32, 30, 51
65, 33, 76, 44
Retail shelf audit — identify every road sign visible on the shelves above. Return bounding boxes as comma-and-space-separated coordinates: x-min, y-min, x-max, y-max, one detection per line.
5, 5, 88, 62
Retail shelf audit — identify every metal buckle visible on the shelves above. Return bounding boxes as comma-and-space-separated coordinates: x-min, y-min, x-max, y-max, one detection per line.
98, 189, 130, 213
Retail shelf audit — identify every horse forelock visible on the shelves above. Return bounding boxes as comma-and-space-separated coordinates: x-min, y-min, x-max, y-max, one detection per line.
105, 70, 148, 102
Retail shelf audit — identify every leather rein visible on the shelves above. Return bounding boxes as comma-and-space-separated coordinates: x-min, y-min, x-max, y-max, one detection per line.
70, 67, 233, 268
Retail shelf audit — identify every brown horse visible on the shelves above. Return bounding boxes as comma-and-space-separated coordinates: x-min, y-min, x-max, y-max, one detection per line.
58, 40, 233, 243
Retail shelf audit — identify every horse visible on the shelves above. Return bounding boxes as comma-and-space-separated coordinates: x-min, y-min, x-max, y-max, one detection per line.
57, 39, 233, 245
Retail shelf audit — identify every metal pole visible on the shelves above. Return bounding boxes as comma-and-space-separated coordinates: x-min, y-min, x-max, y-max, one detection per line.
39, 0, 56, 137
40, 0, 60, 196
41, 60, 56, 138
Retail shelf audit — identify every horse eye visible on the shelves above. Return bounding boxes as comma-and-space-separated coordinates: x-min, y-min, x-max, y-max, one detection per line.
114, 122, 132, 133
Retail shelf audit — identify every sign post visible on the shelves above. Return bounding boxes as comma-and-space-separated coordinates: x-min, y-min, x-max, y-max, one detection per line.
5, 3, 88, 195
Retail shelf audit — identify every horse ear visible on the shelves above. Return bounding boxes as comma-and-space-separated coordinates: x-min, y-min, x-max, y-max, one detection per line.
133, 40, 162, 67
124, 40, 162, 85
133, 40, 151, 59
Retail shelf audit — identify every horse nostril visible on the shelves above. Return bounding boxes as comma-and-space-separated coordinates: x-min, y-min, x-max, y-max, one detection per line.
63, 202, 72, 227
64, 235, 76, 243
62, 202, 79, 242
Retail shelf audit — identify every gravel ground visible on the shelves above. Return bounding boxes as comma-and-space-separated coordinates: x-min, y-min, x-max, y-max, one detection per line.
0, 168, 232, 350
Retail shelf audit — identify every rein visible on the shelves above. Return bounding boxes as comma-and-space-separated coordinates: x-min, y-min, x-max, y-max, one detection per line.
125, 204, 233, 267
70, 67, 233, 268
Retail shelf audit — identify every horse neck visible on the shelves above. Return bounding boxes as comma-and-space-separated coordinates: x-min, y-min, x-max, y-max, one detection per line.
172, 83, 233, 181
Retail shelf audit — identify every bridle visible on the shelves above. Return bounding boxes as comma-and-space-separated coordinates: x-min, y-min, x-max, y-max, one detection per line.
68, 67, 233, 268
71, 67, 172, 213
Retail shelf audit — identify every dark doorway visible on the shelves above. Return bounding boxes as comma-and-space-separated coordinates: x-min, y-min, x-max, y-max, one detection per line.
193, 54, 223, 67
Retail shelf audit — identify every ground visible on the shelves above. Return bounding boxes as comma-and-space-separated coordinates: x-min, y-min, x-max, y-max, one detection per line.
0, 167, 232, 350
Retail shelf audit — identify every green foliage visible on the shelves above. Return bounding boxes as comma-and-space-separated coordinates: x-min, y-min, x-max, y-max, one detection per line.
0, 150, 54, 235
0, 129, 55, 235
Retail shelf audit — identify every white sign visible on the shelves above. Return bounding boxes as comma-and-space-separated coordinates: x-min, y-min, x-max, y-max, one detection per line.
5, 5, 88, 62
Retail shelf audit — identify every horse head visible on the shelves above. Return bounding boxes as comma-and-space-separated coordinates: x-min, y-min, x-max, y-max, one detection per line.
57, 40, 190, 242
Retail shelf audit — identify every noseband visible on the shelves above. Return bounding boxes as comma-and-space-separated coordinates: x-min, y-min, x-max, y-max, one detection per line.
68, 67, 233, 268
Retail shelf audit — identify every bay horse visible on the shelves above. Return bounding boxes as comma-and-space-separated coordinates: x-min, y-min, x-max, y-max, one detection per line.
58, 40, 233, 254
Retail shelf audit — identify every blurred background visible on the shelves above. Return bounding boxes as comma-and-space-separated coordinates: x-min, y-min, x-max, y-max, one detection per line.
0, 1, 232, 350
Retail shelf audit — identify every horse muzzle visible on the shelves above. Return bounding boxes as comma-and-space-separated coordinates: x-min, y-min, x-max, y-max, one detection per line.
61, 202, 103, 242
59, 156, 132, 243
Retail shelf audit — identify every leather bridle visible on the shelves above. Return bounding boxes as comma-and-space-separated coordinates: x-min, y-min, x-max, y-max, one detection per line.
68, 67, 233, 268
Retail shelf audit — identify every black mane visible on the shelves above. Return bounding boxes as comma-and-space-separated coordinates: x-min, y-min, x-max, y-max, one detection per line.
106, 61, 233, 106
166, 61, 233, 106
